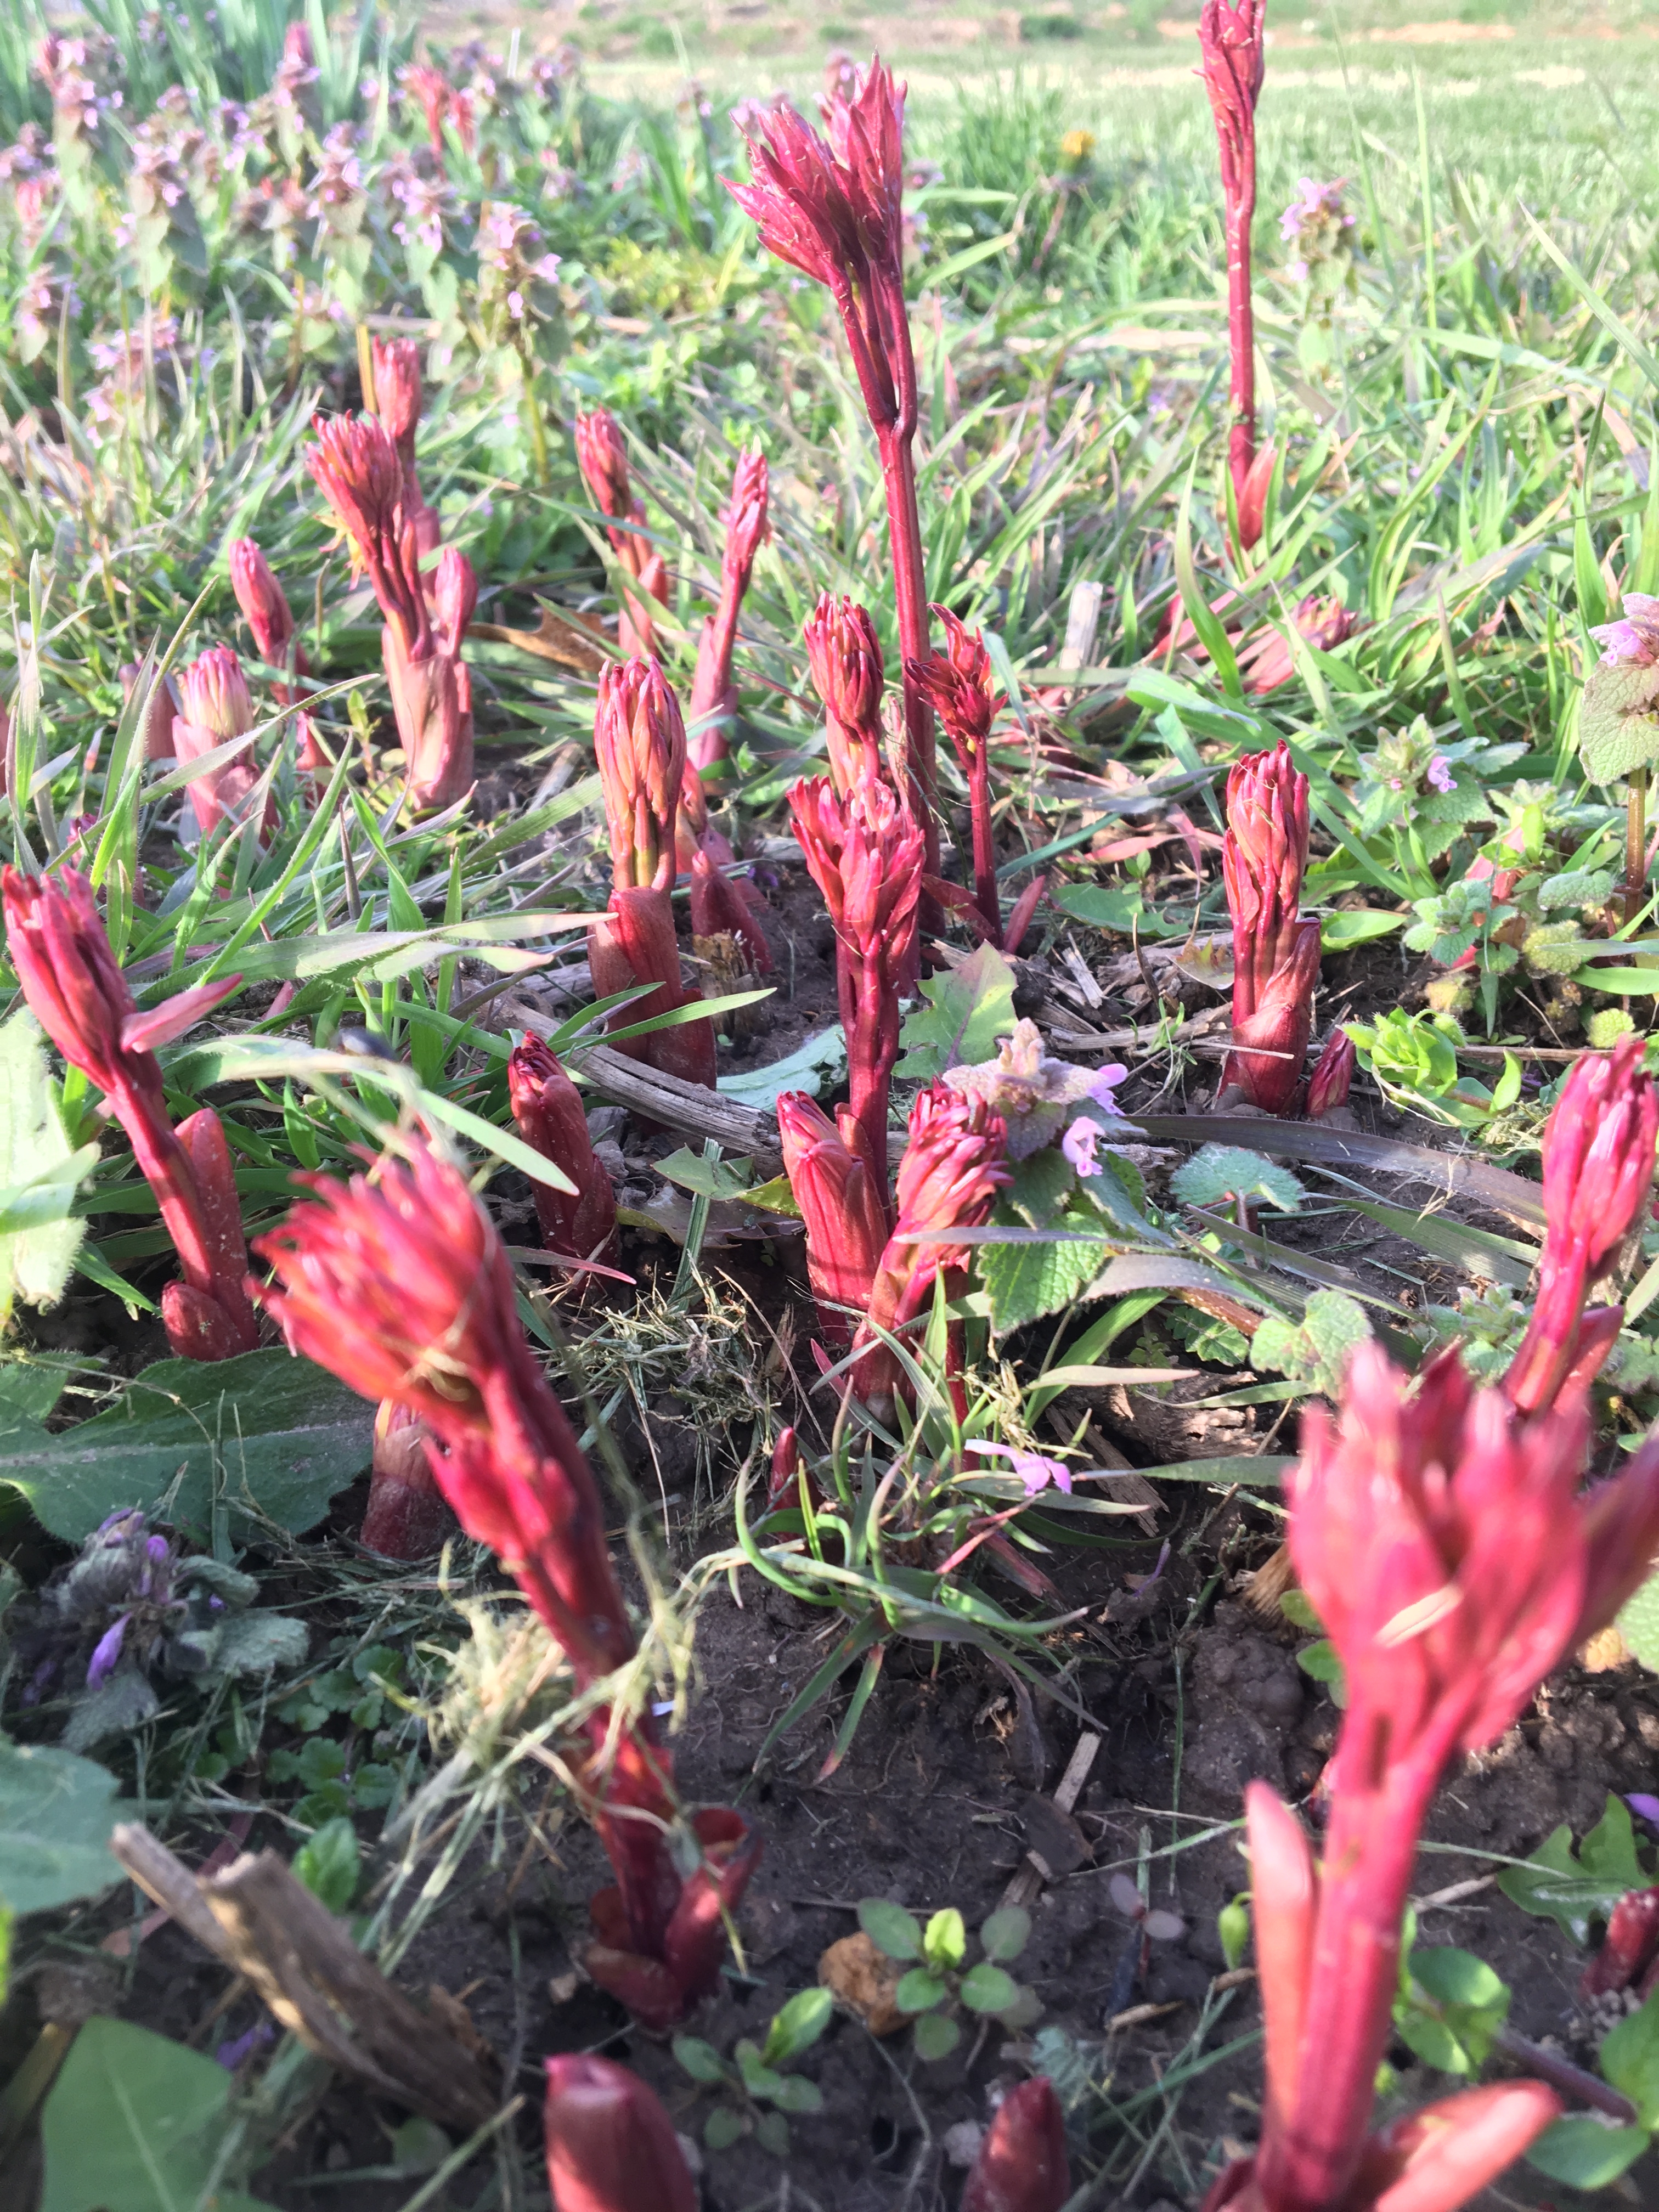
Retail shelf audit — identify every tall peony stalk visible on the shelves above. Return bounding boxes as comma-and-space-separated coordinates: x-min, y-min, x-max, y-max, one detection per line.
305, 413, 475, 812
254, 1137, 760, 2027
574, 408, 669, 660
1, 865, 255, 1360
1197, 0, 1273, 552
731, 59, 939, 884
686, 446, 769, 775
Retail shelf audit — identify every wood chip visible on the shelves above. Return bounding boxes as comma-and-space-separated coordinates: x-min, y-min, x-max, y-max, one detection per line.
1106, 2000, 1186, 2032
998, 1734, 1102, 1908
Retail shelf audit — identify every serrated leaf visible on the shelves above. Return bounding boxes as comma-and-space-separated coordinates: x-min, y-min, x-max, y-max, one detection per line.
895, 944, 1017, 1080
857, 1897, 923, 1960
0, 1736, 119, 1915
1171, 1144, 1307, 1214
981, 1206, 1113, 1335
0, 1348, 375, 1542
1579, 658, 1659, 784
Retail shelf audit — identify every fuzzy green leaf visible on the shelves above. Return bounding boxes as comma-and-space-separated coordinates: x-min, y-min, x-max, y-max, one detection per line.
895, 944, 1017, 1079
0, 1735, 122, 1915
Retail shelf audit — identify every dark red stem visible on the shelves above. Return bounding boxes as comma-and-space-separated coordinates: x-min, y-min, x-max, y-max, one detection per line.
1224, 135, 1257, 520
968, 747, 1001, 947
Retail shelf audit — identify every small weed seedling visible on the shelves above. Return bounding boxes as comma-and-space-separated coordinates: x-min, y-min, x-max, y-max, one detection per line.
673, 1987, 834, 2155
857, 1898, 1039, 2059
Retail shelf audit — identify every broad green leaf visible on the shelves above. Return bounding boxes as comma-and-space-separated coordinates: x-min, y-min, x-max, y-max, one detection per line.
0, 1348, 374, 1542
1395, 1945, 1509, 2077
673, 2036, 727, 2084
959, 1961, 1020, 2015
912, 2010, 961, 2060
1498, 1795, 1650, 1943
716, 1025, 846, 1107
1527, 2117, 1649, 2188
734, 2041, 789, 2100
1620, 1566, 1659, 1671
1319, 909, 1404, 950
703, 2106, 745, 2151
895, 943, 1017, 1080
1602, 1988, 1659, 2128
292, 1818, 359, 1914
857, 1897, 923, 1961
769, 2075, 822, 2114
0, 1734, 121, 1915
40, 2016, 279, 2212
894, 1968, 949, 2013
0, 1011, 93, 1328
1251, 1291, 1372, 1400
763, 1987, 833, 2066
979, 1906, 1031, 1963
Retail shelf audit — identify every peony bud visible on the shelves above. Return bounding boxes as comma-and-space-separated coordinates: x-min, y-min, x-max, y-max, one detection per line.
961, 2079, 1069, 2212
544, 2055, 696, 2212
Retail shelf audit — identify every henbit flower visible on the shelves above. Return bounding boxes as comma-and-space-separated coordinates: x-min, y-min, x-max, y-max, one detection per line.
789, 769, 923, 1190
506, 1034, 617, 1268
595, 656, 685, 896
1591, 591, 1659, 668
1503, 1035, 1658, 1416
86, 1612, 129, 1689
854, 1082, 1008, 1409
942, 1018, 1115, 1160
1, 866, 255, 1361
1061, 1118, 1101, 1177
686, 447, 769, 775
1305, 1027, 1356, 1120
360, 1398, 452, 1560
803, 593, 887, 797
731, 60, 939, 889
911, 605, 1005, 943
1252, 1340, 1659, 2211
253, 1137, 759, 2017
1425, 753, 1455, 794
777, 1090, 890, 1347
961, 2076, 1070, 2212
1223, 743, 1318, 1114
1203, 1784, 1562, 2212
967, 1442, 1073, 1498
543, 2055, 697, 2212
1197, 0, 1267, 547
